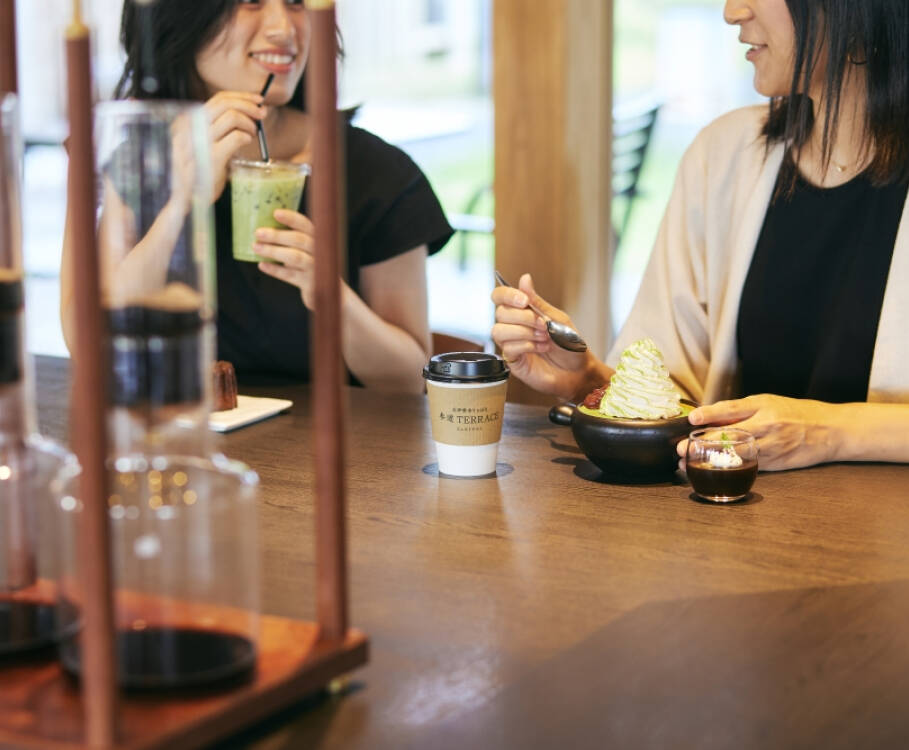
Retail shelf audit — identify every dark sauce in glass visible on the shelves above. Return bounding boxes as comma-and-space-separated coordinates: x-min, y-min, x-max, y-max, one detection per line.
60, 625, 256, 690
0, 600, 56, 655
0, 278, 23, 384
687, 459, 758, 500
107, 306, 207, 408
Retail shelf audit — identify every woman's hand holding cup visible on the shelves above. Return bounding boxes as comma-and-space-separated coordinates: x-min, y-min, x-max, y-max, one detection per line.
203, 91, 267, 202
252, 209, 322, 310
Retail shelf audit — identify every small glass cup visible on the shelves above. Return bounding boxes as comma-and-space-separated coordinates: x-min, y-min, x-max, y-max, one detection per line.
685, 428, 758, 503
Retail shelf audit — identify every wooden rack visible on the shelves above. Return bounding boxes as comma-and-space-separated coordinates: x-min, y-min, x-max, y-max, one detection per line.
0, 1, 367, 747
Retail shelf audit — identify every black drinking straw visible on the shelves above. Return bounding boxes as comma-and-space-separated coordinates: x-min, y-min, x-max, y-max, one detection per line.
136, 0, 159, 94
256, 73, 275, 162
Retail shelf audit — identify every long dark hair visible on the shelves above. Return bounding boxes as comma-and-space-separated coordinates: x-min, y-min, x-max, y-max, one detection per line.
763, 0, 909, 186
115, 0, 307, 109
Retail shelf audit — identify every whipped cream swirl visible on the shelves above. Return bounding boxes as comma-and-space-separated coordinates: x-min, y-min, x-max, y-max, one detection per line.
599, 338, 682, 419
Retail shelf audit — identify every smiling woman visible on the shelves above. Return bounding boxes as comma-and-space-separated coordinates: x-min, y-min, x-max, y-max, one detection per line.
194, 0, 309, 101
59, 0, 454, 394
724, 0, 796, 98
492, 0, 909, 472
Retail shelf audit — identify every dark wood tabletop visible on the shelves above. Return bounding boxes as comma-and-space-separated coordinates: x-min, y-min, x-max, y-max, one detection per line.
36, 355, 909, 749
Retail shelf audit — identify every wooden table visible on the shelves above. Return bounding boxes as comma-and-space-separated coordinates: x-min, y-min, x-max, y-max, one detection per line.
36, 356, 909, 749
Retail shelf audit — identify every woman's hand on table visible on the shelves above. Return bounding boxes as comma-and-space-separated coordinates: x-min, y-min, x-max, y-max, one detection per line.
253, 209, 324, 308
491, 273, 610, 401
676, 394, 840, 471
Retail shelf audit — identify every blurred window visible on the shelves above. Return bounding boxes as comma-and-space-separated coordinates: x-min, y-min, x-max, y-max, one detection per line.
17, 0, 124, 356
425, 0, 445, 25
611, 0, 762, 333
338, 0, 493, 342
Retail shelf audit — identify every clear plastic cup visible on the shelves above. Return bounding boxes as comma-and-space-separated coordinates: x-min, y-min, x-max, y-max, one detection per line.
229, 159, 310, 263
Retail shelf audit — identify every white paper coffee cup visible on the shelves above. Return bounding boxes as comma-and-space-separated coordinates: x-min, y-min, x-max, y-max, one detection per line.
423, 353, 510, 477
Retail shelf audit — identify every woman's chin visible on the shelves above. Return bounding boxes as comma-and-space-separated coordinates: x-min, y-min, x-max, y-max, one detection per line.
751, 73, 788, 99
264, 84, 301, 107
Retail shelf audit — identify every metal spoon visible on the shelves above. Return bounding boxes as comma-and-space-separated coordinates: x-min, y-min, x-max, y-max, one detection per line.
494, 270, 588, 353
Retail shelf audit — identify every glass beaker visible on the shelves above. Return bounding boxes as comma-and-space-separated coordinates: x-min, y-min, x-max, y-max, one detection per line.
56, 453, 260, 688
93, 101, 216, 458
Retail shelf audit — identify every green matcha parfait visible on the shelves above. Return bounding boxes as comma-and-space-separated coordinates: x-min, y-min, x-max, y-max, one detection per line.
579, 337, 688, 420
229, 159, 310, 262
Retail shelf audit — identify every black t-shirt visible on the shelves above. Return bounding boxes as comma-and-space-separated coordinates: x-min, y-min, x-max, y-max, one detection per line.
216, 124, 453, 386
737, 168, 908, 402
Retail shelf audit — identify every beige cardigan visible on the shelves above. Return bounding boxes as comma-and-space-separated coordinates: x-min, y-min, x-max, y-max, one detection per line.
607, 105, 909, 405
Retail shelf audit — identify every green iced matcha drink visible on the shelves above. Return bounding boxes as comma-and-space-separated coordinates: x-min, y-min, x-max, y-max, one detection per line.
229, 159, 310, 262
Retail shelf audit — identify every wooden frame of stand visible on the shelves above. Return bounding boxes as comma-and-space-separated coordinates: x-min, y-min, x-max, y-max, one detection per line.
0, 1, 367, 747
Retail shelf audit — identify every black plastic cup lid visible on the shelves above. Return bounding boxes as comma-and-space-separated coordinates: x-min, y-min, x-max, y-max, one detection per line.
423, 352, 510, 383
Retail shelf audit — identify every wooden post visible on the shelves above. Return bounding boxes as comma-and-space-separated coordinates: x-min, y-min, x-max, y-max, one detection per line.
494, 0, 613, 405
65, 9, 118, 747
305, 0, 348, 642
0, 0, 17, 93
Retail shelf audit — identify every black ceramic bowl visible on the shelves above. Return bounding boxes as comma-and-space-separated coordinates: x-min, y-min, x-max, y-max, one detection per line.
549, 401, 696, 481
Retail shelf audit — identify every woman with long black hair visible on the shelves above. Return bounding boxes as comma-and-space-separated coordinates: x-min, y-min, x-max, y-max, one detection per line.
61, 0, 452, 393
492, 0, 909, 471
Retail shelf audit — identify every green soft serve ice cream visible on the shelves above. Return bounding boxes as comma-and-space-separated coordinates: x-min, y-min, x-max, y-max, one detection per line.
598, 338, 682, 419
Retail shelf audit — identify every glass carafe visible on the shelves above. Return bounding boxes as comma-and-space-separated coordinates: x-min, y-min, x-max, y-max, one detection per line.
57, 453, 259, 688
0, 93, 72, 655
0, 436, 74, 655
57, 101, 261, 688
0, 93, 29, 440
94, 101, 216, 458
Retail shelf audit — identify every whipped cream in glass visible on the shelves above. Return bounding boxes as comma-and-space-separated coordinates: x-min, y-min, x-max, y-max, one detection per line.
707, 446, 744, 468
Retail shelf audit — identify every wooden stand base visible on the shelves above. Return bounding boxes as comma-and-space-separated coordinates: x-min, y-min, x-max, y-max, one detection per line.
0, 615, 368, 749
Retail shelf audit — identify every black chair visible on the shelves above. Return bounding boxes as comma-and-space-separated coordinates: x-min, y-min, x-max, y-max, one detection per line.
611, 100, 660, 250
449, 99, 661, 268
448, 184, 494, 272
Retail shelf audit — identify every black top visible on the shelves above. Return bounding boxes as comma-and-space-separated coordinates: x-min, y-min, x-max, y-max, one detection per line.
216, 124, 453, 385
737, 168, 908, 402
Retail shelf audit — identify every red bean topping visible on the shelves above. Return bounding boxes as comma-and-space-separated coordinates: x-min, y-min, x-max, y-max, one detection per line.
582, 386, 607, 408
